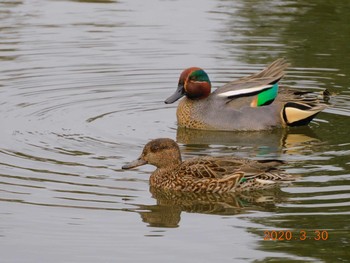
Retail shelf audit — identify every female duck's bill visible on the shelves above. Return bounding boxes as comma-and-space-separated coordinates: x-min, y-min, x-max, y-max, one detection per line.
121, 157, 147, 169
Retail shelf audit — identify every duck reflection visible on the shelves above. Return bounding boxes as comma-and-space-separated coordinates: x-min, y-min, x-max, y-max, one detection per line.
133, 127, 321, 228
136, 187, 287, 228
176, 126, 321, 157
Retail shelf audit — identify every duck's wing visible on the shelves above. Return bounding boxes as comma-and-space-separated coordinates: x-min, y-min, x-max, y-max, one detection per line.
241, 159, 294, 182
230, 58, 289, 84
179, 157, 290, 181
179, 157, 248, 179
178, 157, 294, 193
212, 58, 289, 107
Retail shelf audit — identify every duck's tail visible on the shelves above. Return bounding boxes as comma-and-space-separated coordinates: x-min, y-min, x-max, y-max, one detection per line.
236, 172, 295, 192
281, 89, 330, 127
282, 102, 327, 126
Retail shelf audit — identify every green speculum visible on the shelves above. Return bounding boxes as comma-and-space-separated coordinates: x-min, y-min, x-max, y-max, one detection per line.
257, 83, 279, 106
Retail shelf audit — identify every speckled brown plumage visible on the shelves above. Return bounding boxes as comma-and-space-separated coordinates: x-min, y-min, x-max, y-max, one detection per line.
122, 138, 294, 193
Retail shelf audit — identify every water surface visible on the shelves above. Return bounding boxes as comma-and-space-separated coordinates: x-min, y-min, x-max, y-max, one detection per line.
1, 0, 350, 262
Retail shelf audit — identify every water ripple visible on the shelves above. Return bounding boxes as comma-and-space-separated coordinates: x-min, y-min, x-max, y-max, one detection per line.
1, 0, 350, 262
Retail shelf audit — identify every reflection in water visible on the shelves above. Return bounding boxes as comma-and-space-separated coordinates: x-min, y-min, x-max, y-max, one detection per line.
218, 0, 350, 69
136, 187, 289, 228
177, 126, 322, 158
69, 0, 115, 3
213, 1, 350, 260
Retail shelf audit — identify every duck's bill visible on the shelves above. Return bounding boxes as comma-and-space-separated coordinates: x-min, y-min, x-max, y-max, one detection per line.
122, 158, 147, 169
164, 85, 185, 104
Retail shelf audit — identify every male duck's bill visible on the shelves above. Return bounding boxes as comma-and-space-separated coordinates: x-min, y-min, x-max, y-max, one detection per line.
164, 58, 330, 131
122, 138, 295, 194
164, 84, 185, 104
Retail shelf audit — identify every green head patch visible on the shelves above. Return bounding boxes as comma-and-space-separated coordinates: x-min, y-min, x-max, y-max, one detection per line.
189, 69, 211, 84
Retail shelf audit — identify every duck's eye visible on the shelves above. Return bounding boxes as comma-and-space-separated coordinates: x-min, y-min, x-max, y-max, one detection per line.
189, 75, 197, 81
188, 70, 209, 83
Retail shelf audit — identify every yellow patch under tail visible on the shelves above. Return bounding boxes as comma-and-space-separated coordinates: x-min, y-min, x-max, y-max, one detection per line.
282, 102, 327, 126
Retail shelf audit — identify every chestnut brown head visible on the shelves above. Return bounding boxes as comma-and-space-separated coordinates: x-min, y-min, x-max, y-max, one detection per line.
165, 67, 211, 104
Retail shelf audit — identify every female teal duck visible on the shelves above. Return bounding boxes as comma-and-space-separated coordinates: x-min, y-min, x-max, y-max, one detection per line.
122, 138, 294, 194
165, 58, 329, 131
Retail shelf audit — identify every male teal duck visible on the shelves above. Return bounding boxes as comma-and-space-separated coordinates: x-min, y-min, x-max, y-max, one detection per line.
122, 138, 294, 194
165, 58, 330, 131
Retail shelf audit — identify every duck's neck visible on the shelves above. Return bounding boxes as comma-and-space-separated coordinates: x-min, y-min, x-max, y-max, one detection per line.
176, 98, 208, 129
